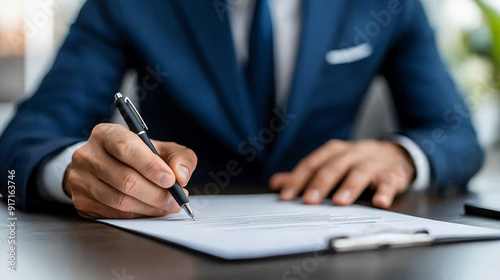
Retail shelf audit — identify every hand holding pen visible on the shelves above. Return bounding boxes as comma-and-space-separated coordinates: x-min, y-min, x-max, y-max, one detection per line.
62, 94, 197, 220
114, 93, 195, 219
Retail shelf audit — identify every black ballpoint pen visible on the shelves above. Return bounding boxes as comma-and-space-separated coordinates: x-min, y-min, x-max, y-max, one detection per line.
114, 93, 195, 220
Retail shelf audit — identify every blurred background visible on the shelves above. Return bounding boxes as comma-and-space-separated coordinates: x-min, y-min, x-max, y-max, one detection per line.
0, 0, 499, 192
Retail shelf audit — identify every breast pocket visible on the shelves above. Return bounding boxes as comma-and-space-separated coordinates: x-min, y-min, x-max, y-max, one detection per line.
316, 43, 379, 108
325, 43, 373, 65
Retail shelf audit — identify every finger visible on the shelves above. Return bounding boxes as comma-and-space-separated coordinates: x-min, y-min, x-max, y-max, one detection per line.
161, 188, 187, 214
73, 197, 149, 220
82, 175, 168, 216
372, 183, 399, 209
301, 153, 354, 204
93, 124, 176, 188
280, 140, 348, 201
154, 141, 197, 187
372, 171, 409, 208
269, 172, 290, 190
332, 163, 374, 206
86, 146, 179, 211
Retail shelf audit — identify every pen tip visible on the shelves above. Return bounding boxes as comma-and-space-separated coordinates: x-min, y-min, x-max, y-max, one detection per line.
182, 203, 195, 221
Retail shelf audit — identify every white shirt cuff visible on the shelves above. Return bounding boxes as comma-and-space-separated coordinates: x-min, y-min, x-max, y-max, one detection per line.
36, 141, 86, 204
385, 135, 431, 191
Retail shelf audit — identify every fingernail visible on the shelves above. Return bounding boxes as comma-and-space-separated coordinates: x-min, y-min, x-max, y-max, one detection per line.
338, 190, 352, 203
305, 189, 321, 203
158, 172, 173, 188
165, 196, 178, 211
281, 188, 295, 200
178, 165, 190, 183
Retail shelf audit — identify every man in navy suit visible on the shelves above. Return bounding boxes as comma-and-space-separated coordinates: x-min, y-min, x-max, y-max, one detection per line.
0, 0, 483, 218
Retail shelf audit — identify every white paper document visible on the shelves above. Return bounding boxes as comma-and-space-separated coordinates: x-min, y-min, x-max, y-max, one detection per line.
98, 194, 500, 259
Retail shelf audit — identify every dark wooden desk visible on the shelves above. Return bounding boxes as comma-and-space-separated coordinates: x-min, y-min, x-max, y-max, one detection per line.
1, 188, 500, 280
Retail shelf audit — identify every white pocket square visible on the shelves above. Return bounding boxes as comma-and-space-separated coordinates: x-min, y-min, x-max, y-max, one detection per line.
325, 43, 373, 65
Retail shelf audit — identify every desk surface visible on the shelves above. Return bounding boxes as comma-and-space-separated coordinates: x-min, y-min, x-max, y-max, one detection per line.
1, 188, 500, 280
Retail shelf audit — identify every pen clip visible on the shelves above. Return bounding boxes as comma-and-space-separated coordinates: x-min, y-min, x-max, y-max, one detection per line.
124, 97, 148, 131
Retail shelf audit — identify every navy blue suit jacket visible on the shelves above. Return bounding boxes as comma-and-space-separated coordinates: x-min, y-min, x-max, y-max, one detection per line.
0, 0, 484, 210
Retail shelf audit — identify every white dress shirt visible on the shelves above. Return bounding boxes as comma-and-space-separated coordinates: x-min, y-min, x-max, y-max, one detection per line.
37, 0, 430, 204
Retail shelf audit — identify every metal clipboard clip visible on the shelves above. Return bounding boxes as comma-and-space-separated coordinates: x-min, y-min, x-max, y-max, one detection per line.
329, 226, 435, 253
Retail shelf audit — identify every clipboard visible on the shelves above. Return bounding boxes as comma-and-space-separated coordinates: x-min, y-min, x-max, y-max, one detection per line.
329, 225, 500, 253
99, 194, 500, 260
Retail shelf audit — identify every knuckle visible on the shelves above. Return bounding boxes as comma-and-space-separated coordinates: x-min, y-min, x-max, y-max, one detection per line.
184, 148, 198, 165
92, 123, 107, 136
394, 176, 409, 189
91, 123, 116, 142
104, 124, 121, 137
325, 161, 343, 176
71, 148, 87, 167
297, 159, 313, 171
354, 162, 371, 173
153, 191, 170, 206
116, 193, 132, 211
342, 180, 358, 190
120, 170, 140, 195
304, 155, 325, 170
397, 161, 415, 178
381, 173, 396, 186
115, 139, 133, 158
162, 144, 197, 168
327, 139, 343, 150
346, 173, 369, 189
315, 168, 332, 184
327, 139, 341, 146
105, 124, 128, 143
66, 169, 79, 185
341, 185, 354, 193
299, 156, 324, 171
143, 158, 160, 176
380, 184, 397, 196
66, 169, 85, 189
72, 196, 89, 211
166, 152, 182, 165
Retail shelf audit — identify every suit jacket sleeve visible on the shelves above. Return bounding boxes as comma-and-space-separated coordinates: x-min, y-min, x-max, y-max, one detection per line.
0, 0, 128, 211
381, 0, 484, 193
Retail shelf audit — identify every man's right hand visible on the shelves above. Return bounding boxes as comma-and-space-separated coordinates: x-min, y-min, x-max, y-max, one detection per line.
64, 123, 197, 219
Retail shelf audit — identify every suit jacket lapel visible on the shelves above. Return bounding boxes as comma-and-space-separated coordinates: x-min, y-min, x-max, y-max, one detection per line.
268, 0, 347, 171
174, 0, 256, 142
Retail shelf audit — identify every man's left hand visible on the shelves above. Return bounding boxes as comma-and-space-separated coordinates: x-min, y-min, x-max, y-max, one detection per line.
269, 140, 416, 209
